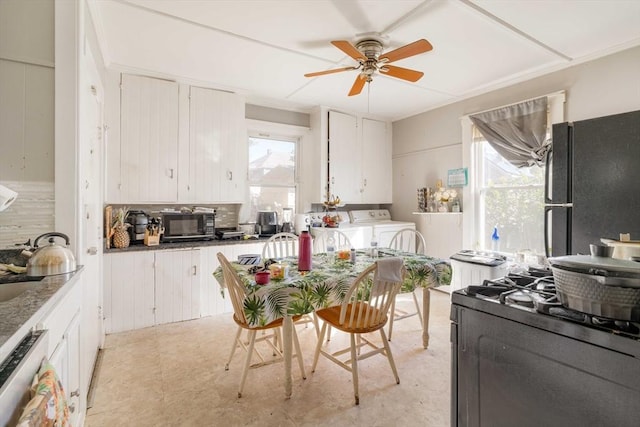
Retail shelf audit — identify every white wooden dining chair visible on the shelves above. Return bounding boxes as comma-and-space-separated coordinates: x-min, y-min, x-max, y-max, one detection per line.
261, 232, 299, 260
216, 252, 306, 398
312, 229, 352, 253
311, 258, 406, 405
387, 228, 426, 341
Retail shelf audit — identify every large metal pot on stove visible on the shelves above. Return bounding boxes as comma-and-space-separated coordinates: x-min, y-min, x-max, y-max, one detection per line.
27, 232, 77, 277
549, 254, 640, 321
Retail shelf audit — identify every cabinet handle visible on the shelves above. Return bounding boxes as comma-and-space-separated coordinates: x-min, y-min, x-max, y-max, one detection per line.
363, 178, 367, 187
71, 389, 80, 397
192, 265, 197, 276
168, 168, 174, 179
331, 177, 335, 185
226, 170, 233, 181
69, 403, 76, 413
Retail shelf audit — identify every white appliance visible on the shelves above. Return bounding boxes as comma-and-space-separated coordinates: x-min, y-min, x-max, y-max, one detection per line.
308, 211, 373, 249
449, 250, 507, 291
349, 209, 416, 249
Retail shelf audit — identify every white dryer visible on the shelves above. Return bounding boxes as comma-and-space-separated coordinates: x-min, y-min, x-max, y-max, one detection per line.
349, 209, 416, 249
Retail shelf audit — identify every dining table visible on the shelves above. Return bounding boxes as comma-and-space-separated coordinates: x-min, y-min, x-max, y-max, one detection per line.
213, 248, 451, 398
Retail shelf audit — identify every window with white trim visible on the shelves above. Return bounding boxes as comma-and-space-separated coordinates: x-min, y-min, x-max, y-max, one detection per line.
247, 132, 297, 223
462, 92, 565, 256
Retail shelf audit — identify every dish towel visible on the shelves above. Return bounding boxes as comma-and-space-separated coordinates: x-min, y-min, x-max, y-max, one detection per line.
17, 359, 70, 427
375, 257, 404, 283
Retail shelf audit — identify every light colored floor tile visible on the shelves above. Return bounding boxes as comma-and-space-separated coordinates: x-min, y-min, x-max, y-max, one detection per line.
87, 290, 452, 426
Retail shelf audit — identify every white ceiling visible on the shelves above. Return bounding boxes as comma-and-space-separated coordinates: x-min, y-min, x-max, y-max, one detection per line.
88, 0, 640, 121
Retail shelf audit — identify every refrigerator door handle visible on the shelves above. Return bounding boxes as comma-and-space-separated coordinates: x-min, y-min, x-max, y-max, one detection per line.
544, 206, 551, 258
544, 149, 552, 204
544, 203, 573, 208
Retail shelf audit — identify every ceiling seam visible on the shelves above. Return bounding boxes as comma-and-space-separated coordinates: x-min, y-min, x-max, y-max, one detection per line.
458, 0, 573, 61
111, 0, 342, 65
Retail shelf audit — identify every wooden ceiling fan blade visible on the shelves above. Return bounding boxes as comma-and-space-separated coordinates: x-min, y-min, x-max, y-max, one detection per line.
379, 39, 433, 63
348, 75, 367, 96
304, 66, 356, 78
332, 40, 367, 61
379, 65, 424, 82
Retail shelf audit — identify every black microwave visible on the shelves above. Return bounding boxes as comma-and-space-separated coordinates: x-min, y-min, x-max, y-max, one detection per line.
161, 212, 215, 242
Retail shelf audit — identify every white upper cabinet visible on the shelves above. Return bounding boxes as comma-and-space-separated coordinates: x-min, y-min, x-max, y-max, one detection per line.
182, 86, 247, 203
361, 118, 392, 203
328, 110, 360, 202
119, 74, 179, 202
318, 109, 392, 204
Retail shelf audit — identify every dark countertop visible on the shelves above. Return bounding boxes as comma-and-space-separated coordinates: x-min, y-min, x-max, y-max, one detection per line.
104, 236, 272, 253
0, 267, 84, 362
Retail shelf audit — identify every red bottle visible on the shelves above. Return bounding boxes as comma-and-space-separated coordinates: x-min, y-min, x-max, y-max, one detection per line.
298, 230, 312, 271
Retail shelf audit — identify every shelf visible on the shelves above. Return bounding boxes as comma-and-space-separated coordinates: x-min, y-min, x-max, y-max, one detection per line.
412, 211, 462, 215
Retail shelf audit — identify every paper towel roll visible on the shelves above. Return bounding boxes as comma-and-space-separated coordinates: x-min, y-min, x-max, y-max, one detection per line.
0, 184, 18, 212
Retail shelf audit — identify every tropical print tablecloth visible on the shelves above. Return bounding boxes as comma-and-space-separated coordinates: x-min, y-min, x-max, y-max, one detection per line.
213, 249, 451, 327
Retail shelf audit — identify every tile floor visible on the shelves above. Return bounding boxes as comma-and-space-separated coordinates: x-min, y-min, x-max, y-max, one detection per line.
85, 289, 451, 426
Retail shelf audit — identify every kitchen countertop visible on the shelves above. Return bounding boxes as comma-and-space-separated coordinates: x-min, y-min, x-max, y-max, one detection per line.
0, 268, 83, 362
103, 236, 273, 253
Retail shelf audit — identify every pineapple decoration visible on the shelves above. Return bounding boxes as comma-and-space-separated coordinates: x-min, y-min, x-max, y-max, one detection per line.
112, 207, 131, 248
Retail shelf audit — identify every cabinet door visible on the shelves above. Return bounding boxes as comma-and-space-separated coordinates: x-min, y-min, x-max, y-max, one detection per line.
328, 110, 360, 202
155, 249, 200, 324
120, 74, 179, 202
186, 87, 247, 203
48, 310, 81, 426
200, 243, 264, 317
104, 251, 155, 333
361, 118, 392, 203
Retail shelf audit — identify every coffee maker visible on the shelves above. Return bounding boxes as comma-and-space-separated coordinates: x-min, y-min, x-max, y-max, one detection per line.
127, 210, 150, 244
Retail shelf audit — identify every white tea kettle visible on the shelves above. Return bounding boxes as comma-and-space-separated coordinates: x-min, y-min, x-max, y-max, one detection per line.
27, 232, 77, 277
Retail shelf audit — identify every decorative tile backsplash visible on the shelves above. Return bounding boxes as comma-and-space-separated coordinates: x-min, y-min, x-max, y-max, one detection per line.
0, 181, 54, 248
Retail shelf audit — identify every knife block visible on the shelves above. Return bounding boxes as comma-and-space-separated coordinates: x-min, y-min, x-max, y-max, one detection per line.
144, 230, 160, 246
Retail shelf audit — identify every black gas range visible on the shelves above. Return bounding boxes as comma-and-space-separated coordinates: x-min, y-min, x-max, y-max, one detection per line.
451, 269, 640, 427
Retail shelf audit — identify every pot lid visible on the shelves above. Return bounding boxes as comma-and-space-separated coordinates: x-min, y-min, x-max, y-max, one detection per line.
549, 255, 640, 279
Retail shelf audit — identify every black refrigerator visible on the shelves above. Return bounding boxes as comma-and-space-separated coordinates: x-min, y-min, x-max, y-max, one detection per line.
545, 109, 640, 257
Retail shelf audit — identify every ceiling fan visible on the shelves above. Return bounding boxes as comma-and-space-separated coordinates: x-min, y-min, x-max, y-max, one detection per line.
304, 38, 433, 96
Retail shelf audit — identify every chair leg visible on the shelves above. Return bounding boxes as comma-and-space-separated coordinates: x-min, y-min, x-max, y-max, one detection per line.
312, 313, 321, 338
292, 326, 307, 380
412, 290, 423, 327
379, 328, 400, 385
350, 333, 360, 405
387, 297, 397, 341
238, 330, 257, 398
226, 326, 243, 370
311, 322, 328, 372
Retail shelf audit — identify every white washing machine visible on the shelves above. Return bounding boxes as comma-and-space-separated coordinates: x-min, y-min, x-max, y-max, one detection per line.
349, 209, 416, 249
309, 211, 372, 249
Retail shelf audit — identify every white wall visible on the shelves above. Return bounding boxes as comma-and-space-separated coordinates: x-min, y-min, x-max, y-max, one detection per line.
0, 0, 55, 247
391, 45, 640, 244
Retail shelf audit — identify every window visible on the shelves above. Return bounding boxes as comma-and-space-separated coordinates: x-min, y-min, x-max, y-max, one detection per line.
247, 133, 297, 223
474, 128, 545, 254
462, 91, 565, 256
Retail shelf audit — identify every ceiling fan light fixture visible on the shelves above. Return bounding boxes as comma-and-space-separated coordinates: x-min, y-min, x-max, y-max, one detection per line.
305, 37, 432, 96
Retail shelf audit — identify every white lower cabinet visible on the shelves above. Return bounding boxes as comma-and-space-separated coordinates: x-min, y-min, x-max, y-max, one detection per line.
104, 248, 202, 333
199, 242, 264, 317
105, 244, 266, 333
104, 251, 155, 333
41, 281, 82, 426
48, 311, 81, 426
155, 250, 201, 325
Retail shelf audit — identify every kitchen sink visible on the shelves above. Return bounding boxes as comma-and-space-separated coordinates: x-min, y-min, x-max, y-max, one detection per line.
0, 281, 42, 302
